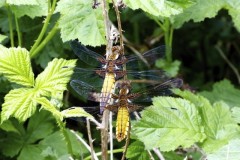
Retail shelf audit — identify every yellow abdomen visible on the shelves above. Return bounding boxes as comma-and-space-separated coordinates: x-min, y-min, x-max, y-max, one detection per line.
100, 73, 115, 112
116, 106, 130, 142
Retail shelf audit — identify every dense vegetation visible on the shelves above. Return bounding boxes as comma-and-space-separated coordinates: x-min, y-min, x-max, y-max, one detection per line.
0, 0, 240, 160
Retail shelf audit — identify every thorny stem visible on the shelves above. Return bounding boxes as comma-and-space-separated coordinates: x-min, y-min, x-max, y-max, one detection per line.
30, 22, 59, 58
109, 112, 114, 160
87, 119, 97, 160
14, 15, 22, 46
6, 5, 14, 47
215, 44, 240, 84
30, 0, 57, 56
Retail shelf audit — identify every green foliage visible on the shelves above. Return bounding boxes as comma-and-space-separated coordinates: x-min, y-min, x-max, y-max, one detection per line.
56, 0, 106, 46
156, 59, 181, 76
200, 79, 240, 108
123, 0, 196, 17
133, 90, 240, 158
172, 0, 240, 31
8, 0, 48, 18
0, 47, 34, 87
126, 140, 150, 160
61, 107, 94, 119
133, 96, 206, 151
0, 47, 76, 122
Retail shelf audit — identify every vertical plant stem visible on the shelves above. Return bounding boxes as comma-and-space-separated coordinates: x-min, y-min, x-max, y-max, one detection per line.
86, 119, 97, 160
30, 0, 57, 55
14, 15, 22, 46
164, 18, 172, 62
109, 111, 113, 160
101, 0, 113, 159
30, 22, 59, 58
59, 122, 74, 157
6, 5, 14, 47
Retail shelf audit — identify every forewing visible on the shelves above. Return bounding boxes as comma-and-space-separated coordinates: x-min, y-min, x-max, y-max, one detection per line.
126, 46, 165, 69
70, 40, 105, 67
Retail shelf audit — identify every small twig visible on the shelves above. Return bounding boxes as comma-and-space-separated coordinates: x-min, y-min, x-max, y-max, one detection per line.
215, 44, 240, 84
152, 148, 165, 160
84, 149, 124, 160
14, 15, 22, 46
147, 150, 155, 160
70, 130, 99, 160
87, 118, 97, 160
89, 118, 103, 129
121, 122, 131, 160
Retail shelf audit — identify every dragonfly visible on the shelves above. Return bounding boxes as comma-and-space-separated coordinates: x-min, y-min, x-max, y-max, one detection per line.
71, 78, 183, 142
70, 40, 166, 113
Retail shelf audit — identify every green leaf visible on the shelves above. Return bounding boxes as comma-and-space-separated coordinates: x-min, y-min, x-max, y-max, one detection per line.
1, 88, 38, 122
200, 79, 240, 108
11, 0, 48, 18
35, 58, 77, 96
56, 0, 106, 46
123, 0, 196, 17
231, 107, 240, 124
0, 119, 21, 134
174, 90, 240, 153
156, 59, 181, 77
225, 0, 240, 32
34, 97, 63, 121
0, 47, 34, 87
61, 107, 94, 119
207, 139, 240, 160
39, 130, 88, 158
133, 96, 206, 151
18, 145, 45, 160
200, 101, 240, 153
6, 0, 38, 5
0, 34, 7, 43
126, 140, 150, 160
26, 110, 55, 144
172, 0, 225, 28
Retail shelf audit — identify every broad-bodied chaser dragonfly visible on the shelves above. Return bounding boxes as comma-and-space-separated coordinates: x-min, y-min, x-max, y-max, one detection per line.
70, 40, 166, 113
70, 78, 183, 142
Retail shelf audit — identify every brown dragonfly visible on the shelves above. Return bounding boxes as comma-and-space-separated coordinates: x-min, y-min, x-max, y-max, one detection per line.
70, 78, 183, 142
70, 40, 166, 113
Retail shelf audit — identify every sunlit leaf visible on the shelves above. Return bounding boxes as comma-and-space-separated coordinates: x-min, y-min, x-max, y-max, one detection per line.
56, 0, 106, 46
133, 96, 206, 151
11, 0, 47, 18
1, 88, 38, 122
35, 58, 77, 96
6, 0, 38, 5
34, 97, 63, 121
61, 107, 94, 119
0, 47, 34, 87
231, 107, 240, 124
174, 90, 240, 153
207, 139, 240, 160
200, 79, 240, 108
124, 0, 196, 17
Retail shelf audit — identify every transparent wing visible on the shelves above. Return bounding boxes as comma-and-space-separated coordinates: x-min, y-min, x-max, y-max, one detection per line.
70, 40, 105, 67
126, 46, 165, 69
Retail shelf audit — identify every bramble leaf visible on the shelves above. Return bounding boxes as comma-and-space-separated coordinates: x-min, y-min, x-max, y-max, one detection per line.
56, 0, 106, 46
207, 139, 240, 160
200, 79, 240, 108
61, 107, 94, 119
11, 0, 48, 18
0, 47, 34, 87
133, 96, 206, 151
124, 0, 196, 17
174, 89, 240, 153
35, 58, 77, 96
34, 97, 63, 121
126, 140, 150, 160
1, 88, 38, 122
6, 0, 38, 5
